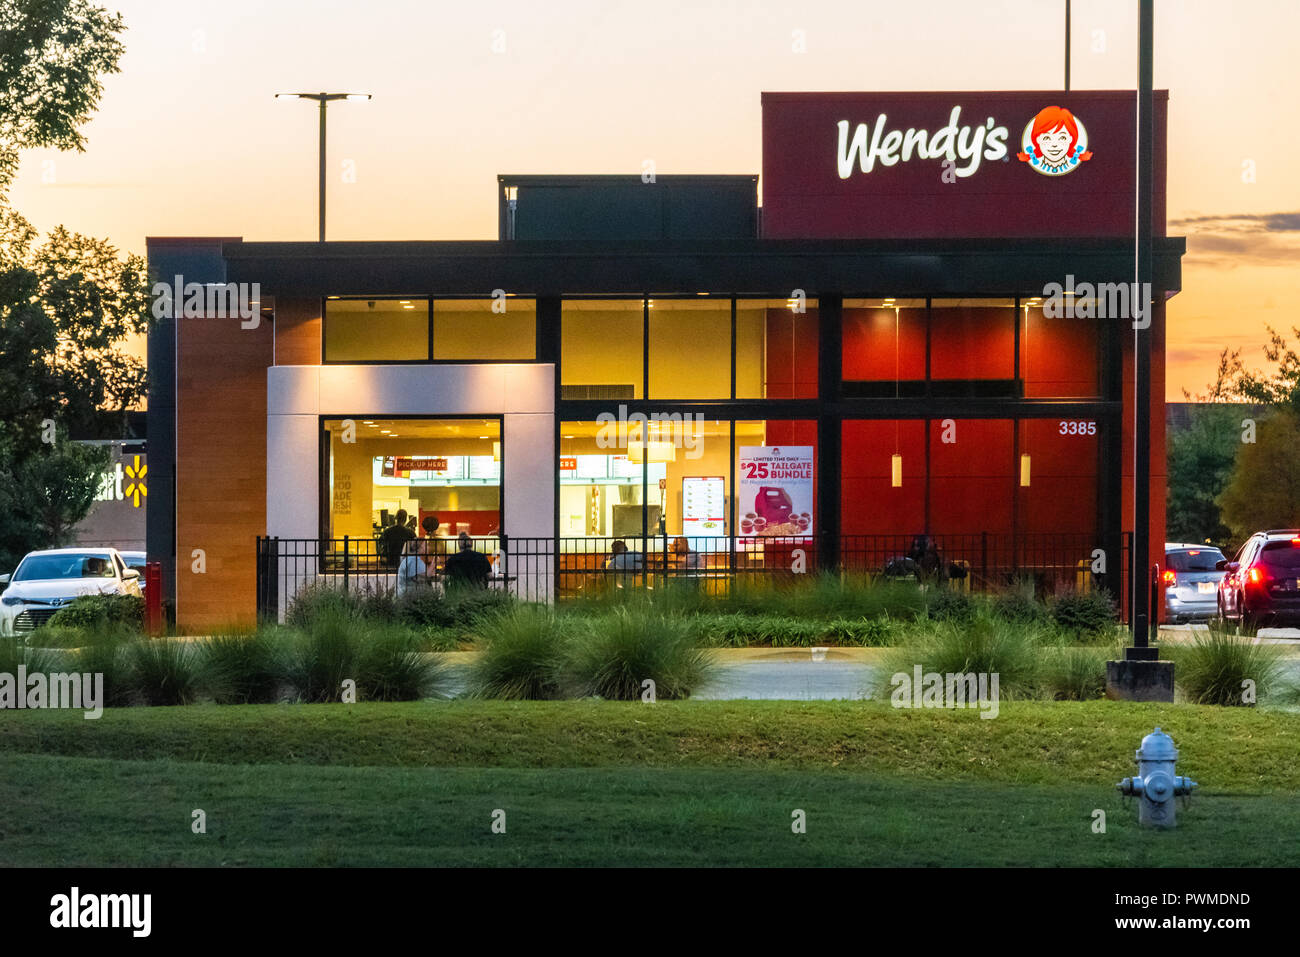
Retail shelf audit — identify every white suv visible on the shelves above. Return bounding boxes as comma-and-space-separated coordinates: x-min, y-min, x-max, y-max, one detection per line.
0, 548, 143, 636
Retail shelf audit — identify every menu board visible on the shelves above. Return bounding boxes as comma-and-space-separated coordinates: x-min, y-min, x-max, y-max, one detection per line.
682, 476, 726, 536
467, 456, 500, 480
737, 446, 813, 536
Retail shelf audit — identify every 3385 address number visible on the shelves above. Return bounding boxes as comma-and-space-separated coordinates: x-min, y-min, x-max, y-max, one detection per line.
1058, 420, 1097, 435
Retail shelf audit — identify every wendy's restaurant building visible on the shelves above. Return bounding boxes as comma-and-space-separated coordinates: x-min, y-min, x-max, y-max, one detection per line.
146, 90, 1182, 631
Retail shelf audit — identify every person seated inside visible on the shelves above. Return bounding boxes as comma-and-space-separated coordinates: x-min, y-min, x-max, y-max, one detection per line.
381, 509, 416, 569
672, 537, 702, 570
442, 532, 492, 589
396, 538, 431, 595
605, 540, 644, 571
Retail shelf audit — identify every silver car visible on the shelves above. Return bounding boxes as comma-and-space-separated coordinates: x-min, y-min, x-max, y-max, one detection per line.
1163, 543, 1227, 623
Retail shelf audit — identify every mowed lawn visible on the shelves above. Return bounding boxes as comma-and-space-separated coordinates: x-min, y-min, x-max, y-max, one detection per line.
2, 700, 1298, 866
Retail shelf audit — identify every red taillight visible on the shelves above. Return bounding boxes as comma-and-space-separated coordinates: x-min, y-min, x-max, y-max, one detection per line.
1162, 569, 1176, 586
1248, 566, 1268, 585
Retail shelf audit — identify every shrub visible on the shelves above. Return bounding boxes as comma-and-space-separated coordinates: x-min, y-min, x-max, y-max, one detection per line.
1170, 628, 1285, 706
202, 629, 282, 704
563, 607, 713, 700
130, 638, 206, 706
1049, 588, 1118, 638
925, 587, 977, 622
439, 588, 513, 626
285, 582, 362, 628
48, 593, 144, 631
468, 605, 569, 699
991, 583, 1048, 625
393, 588, 447, 628
726, 574, 926, 621
876, 611, 1043, 700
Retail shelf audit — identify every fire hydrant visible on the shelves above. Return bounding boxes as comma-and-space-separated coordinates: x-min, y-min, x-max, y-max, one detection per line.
1116, 727, 1198, 828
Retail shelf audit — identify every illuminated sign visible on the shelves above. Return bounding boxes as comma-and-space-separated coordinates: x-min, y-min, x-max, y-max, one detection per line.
1016, 106, 1092, 176
393, 456, 447, 473
559, 456, 577, 471
836, 106, 1010, 180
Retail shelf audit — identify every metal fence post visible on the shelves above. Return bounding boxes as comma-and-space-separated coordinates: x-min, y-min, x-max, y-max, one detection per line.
343, 535, 350, 593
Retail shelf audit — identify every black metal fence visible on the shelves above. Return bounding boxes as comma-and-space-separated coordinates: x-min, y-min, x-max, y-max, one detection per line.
256, 532, 1127, 622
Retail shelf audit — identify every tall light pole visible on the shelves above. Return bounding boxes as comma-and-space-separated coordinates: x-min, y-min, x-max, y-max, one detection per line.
275, 92, 372, 241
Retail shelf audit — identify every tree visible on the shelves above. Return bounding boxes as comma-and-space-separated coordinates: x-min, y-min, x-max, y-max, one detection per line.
0, 0, 126, 195
1230, 326, 1300, 414
1165, 348, 1246, 547
1166, 403, 1238, 546
33, 224, 149, 437
0, 431, 108, 571
1217, 412, 1300, 541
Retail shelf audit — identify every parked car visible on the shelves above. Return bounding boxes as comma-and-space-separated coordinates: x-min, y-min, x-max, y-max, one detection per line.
1217, 530, 1300, 628
0, 548, 143, 636
1162, 543, 1227, 622
120, 550, 148, 594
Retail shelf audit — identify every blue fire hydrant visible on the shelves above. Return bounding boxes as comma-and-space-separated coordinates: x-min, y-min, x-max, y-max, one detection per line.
1116, 727, 1197, 828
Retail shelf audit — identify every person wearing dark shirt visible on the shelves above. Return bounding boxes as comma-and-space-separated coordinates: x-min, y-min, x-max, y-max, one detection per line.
442, 532, 493, 589
381, 509, 416, 568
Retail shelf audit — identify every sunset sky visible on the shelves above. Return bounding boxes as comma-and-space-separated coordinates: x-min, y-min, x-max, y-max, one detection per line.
9, 0, 1298, 399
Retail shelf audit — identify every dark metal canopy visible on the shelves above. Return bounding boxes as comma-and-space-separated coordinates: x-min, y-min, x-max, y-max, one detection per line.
222, 237, 1185, 299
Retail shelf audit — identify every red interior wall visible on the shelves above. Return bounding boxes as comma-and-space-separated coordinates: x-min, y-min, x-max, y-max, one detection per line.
1018, 419, 1098, 537
842, 308, 925, 381
764, 309, 819, 398
929, 308, 1014, 380
929, 419, 1014, 535
1024, 309, 1100, 397
841, 420, 925, 534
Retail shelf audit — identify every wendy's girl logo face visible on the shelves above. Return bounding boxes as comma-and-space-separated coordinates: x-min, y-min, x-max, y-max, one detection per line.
1016, 105, 1093, 176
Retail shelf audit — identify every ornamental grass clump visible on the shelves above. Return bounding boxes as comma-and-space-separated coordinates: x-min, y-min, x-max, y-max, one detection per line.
876, 610, 1044, 700
201, 628, 283, 704
1169, 627, 1285, 706
354, 626, 448, 701
564, 606, 713, 700
129, 637, 206, 706
467, 604, 569, 699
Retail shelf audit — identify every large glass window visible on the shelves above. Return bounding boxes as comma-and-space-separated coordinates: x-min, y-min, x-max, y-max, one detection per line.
842, 299, 926, 396
324, 298, 429, 362
324, 417, 501, 547
1021, 298, 1101, 398
561, 300, 644, 399
929, 298, 1016, 392
648, 299, 731, 399
736, 299, 819, 399
434, 299, 536, 360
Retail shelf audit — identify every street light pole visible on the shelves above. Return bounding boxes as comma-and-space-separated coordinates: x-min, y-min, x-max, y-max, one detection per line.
275, 92, 372, 242
1130, 0, 1154, 653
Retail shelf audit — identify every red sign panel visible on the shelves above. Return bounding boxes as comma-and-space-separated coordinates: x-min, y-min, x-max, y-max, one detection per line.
761, 91, 1167, 240
393, 457, 447, 473
559, 456, 578, 471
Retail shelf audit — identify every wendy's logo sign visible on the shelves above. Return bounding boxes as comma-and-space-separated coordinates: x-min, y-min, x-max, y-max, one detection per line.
1017, 106, 1092, 176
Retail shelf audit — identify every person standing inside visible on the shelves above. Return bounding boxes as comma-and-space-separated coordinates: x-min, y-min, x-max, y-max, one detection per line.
381, 509, 416, 569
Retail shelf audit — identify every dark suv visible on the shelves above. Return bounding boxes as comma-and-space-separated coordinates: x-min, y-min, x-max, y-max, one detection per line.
1217, 530, 1300, 628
